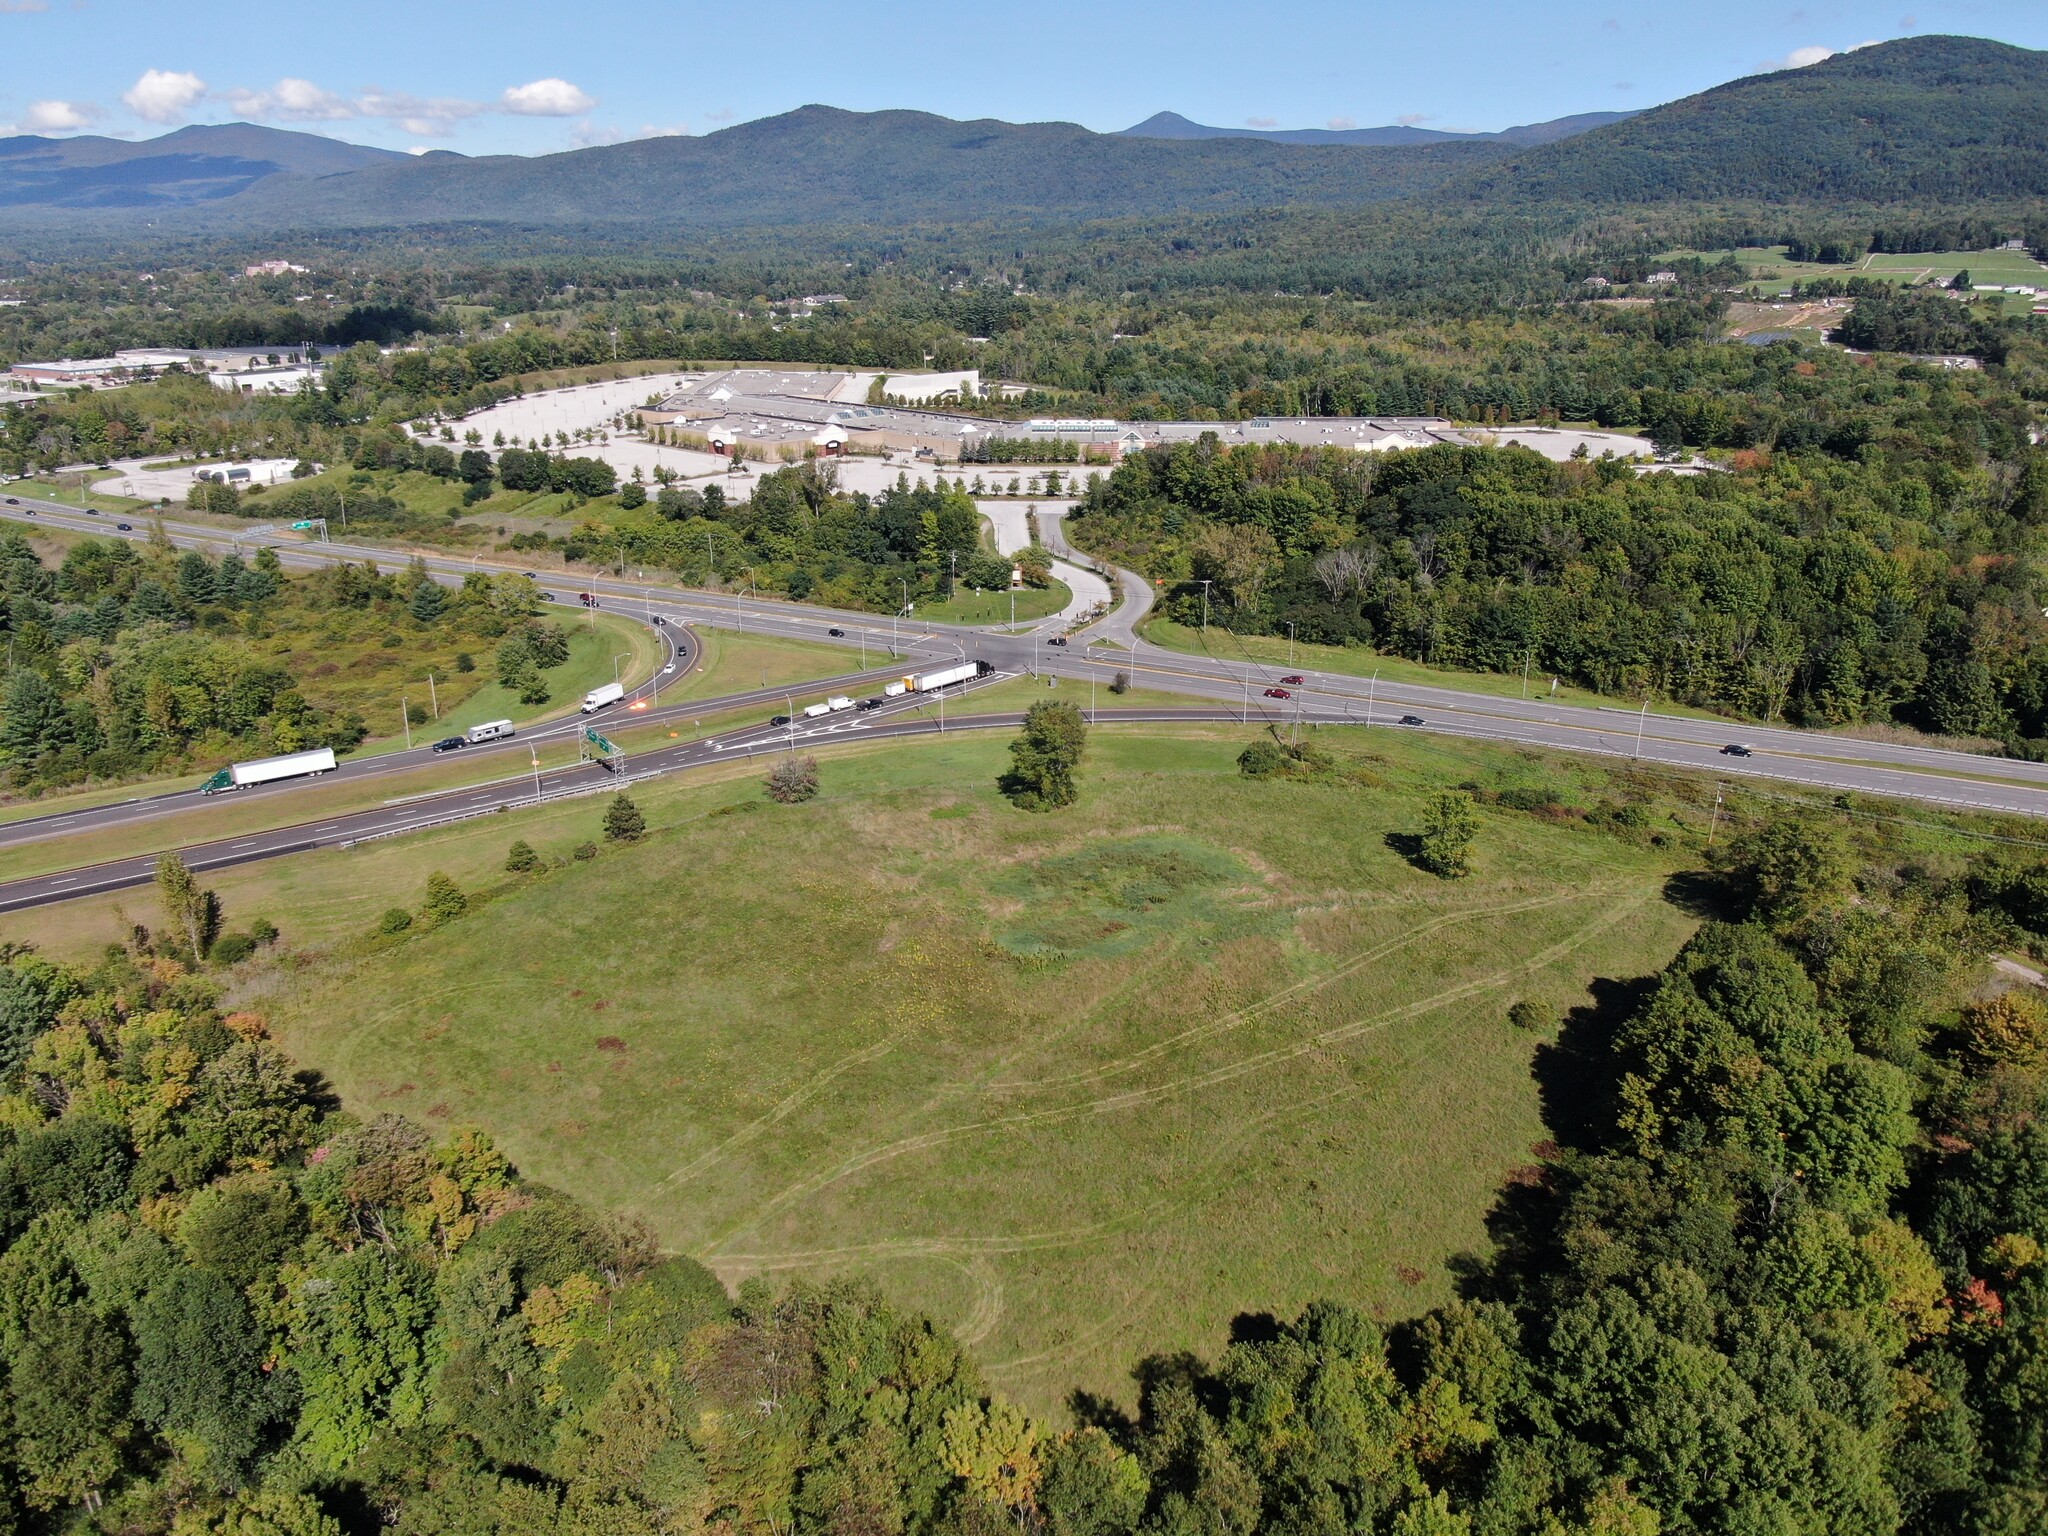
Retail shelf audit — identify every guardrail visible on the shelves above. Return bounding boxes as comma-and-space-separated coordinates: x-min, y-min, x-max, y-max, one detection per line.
338, 766, 669, 849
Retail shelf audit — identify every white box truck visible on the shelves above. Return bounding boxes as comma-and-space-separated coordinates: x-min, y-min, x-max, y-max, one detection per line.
466, 719, 515, 743
827, 696, 855, 712
199, 747, 337, 794
581, 682, 626, 713
907, 662, 988, 693
883, 681, 909, 697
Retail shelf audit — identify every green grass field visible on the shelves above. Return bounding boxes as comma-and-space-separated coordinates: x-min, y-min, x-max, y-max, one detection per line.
1658, 243, 2047, 308
916, 580, 1072, 627
144, 723, 1700, 1412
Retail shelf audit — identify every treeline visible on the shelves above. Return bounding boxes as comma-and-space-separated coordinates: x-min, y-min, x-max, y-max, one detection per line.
7, 799, 2048, 1530
1832, 284, 2015, 362
1069, 430, 2048, 738
555, 465, 1038, 611
0, 533, 548, 790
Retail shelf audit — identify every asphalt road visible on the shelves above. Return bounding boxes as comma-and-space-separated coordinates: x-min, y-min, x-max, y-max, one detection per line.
11, 486, 2048, 913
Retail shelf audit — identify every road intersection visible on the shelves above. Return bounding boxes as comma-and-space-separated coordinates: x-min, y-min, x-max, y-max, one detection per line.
9, 487, 2048, 912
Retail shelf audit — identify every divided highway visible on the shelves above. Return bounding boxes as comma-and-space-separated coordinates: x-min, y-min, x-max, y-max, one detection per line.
9, 485, 2048, 915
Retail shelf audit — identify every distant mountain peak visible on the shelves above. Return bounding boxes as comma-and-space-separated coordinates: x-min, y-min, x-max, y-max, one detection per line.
1117, 109, 1638, 148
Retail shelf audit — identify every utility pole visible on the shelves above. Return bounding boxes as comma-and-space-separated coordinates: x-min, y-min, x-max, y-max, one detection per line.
1707, 784, 1725, 848
400, 696, 412, 749
1288, 622, 1296, 666
1199, 579, 1212, 635
425, 673, 438, 718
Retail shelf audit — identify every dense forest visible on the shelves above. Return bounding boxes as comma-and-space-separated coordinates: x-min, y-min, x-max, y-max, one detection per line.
1066, 376, 2048, 740
0, 531, 561, 792
5, 802, 2048, 1531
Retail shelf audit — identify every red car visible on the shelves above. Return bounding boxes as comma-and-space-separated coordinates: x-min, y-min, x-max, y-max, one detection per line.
1280, 674, 1305, 685
1263, 687, 1293, 699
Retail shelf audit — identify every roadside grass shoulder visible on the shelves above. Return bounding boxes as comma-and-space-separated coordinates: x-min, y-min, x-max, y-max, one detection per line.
916, 580, 1071, 626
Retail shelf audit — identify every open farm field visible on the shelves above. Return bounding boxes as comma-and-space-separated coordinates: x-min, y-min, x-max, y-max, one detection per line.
98, 723, 1708, 1411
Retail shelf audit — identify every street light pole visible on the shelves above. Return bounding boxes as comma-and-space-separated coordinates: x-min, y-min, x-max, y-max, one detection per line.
425, 673, 438, 718
529, 744, 542, 798
1199, 579, 1212, 635
1288, 622, 1296, 666
1367, 669, 1378, 727
1634, 698, 1649, 760
400, 696, 412, 749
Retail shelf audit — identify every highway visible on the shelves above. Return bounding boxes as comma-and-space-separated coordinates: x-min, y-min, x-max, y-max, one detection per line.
10, 483, 2048, 912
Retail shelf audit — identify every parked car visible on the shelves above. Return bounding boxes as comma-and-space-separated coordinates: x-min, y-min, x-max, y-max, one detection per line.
1721, 743, 1754, 757
1263, 687, 1292, 699
430, 737, 466, 753
1399, 714, 1425, 726
827, 626, 845, 637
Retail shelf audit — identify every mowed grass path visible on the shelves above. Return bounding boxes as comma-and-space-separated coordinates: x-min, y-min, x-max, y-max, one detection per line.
261, 726, 1694, 1410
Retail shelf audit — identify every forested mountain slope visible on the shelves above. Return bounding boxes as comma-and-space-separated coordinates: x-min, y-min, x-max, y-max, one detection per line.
1448, 35, 2048, 203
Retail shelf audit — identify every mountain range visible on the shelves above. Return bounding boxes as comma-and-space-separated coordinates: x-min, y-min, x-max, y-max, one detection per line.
1117, 110, 1638, 148
0, 123, 406, 210
0, 36, 2040, 230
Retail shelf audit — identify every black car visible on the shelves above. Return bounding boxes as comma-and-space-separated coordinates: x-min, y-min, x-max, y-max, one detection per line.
1046, 636, 1069, 647
431, 737, 466, 753
20, 508, 33, 517
857, 698, 882, 711
2, 497, 15, 504
1721, 743, 1754, 757
1398, 714, 1425, 726
770, 714, 791, 726
116, 522, 132, 531
828, 626, 845, 637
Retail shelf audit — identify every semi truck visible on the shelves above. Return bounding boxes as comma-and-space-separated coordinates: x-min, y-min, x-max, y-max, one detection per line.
581, 682, 626, 713
199, 747, 337, 794
902, 661, 991, 693
466, 719, 515, 744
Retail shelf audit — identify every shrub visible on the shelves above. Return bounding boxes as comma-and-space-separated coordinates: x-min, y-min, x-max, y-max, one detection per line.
572, 841, 598, 861
378, 907, 413, 935
603, 793, 646, 842
1238, 740, 1288, 778
420, 873, 467, 926
210, 934, 258, 967
1417, 790, 1481, 879
248, 918, 280, 947
1508, 1000, 1547, 1032
1110, 670, 1131, 695
504, 839, 541, 873
766, 756, 821, 804
454, 652, 475, 673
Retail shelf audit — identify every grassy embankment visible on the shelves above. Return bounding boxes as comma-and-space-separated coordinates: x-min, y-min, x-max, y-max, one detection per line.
15, 721, 1714, 1411
915, 580, 1071, 627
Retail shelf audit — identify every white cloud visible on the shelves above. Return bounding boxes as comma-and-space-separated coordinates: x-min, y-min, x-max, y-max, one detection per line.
1244, 116, 1277, 129
225, 77, 355, 122
1760, 44, 1837, 71
1397, 113, 1432, 126
500, 78, 596, 117
1326, 116, 1356, 131
18, 98, 99, 132
122, 68, 206, 123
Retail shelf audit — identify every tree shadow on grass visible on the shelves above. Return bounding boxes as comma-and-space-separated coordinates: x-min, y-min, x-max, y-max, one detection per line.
1533, 973, 1658, 1154
1383, 830, 1431, 873
1663, 867, 1738, 921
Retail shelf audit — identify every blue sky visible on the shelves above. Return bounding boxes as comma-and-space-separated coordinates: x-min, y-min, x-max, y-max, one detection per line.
2, 0, 2043, 154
